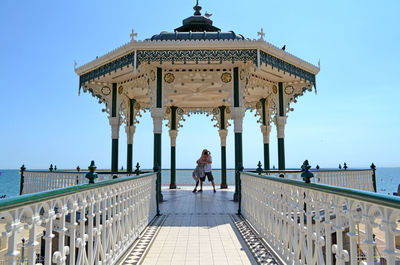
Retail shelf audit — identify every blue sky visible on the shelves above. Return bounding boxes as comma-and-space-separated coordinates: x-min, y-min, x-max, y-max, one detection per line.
0, 0, 399, 170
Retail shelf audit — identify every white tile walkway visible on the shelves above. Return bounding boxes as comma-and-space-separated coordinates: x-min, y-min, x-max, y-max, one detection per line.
142, 186, 257, 265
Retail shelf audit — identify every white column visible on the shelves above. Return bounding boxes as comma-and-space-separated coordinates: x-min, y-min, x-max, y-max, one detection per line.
151, 108, 164, 134
231, 107, 245, 133
109, 116, 121, 140
260, 124, 271, 144
275, 116, 287, 139
218, 129, 228, 147
125, 125, 136, 145
169, 130, 178, 147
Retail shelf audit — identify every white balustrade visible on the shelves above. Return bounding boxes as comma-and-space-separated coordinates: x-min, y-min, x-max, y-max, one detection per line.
22, 172, 117, 195
0, 173, 157, 265
161, 169, 236, 186
240, 172, 400, 265
22, 169, 236, 195
266, 169, 375, 192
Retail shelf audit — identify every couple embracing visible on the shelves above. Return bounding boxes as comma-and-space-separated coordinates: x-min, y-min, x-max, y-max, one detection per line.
192, 149, 216, 193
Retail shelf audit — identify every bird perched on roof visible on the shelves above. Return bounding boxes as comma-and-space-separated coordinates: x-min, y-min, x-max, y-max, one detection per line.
205, 11, 212, 18
281, 45, 286, 51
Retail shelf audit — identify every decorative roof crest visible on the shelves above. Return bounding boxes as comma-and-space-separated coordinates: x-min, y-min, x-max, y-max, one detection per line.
194, 0, 202, 16
257, 28, 265, 41
130, 29, 138, 42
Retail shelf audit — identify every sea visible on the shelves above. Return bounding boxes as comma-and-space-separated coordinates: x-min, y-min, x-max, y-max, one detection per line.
0, 168, 399, 199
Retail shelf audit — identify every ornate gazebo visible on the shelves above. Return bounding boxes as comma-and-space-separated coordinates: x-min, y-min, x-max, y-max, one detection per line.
75, 2, 320, 197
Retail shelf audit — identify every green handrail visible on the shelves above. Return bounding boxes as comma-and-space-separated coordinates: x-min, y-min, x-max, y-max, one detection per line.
0, 172, 156, 212
241, 171, 400, 209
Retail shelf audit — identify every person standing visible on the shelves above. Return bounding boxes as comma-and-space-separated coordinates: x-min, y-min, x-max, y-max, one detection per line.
201, 149, 216, 192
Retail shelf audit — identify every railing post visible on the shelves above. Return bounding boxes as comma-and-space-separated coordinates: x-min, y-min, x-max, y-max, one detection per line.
370, 162, 377, 192
237, 163, 244, 215
19, 164, 26, 195
256, 161, 263, 175
85, 161, 98, 184
135, 162, 141, 175
154, 163, 163, 206
301, 160, 314, 184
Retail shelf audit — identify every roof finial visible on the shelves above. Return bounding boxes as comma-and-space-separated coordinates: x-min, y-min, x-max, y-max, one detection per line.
194, 0, 202, 16
257, 28, 265, 41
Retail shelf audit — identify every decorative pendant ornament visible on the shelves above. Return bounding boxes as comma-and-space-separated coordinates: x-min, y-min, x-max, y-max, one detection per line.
221, 72, 232, 83
150, 70, 156, 81
101, 86, 111, 95
284, 86, 294, 95
240, 69, 245, 80
164, 73, 175, 83
272, 85, 278, 94
118, 86, 124, 94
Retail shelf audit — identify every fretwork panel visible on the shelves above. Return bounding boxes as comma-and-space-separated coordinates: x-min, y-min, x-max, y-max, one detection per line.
240, 172, 400, 265
0, 174, 157, 265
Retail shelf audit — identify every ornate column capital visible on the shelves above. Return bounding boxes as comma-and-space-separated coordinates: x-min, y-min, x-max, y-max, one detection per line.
151, 108, 165, 134
231, 107, 246, 133
275, 116, 287, 138
260, 125, 271, 144
108, 116, 121, 139
125, 125, 136, 144
219, 129, 228, 146
169, 130, 178, 147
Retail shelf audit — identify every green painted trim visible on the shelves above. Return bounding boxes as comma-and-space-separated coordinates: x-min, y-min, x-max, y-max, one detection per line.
170, 146, 176, 189
221, 146, 227, 188
79, 49, 316, 87
260, 98, 266, 125
219, 106, 226, 130
156, 68, 162, 108
278, 82, 284, 117
127, 143, 133, 172
112, 83, 117, 117
234, 133, 243, 195
0, 172, 157, 212
153, 134, 162, 170
112, 138, 119, 173
233, 67, 239, 107
129, 98, 135, 126
278, 138, 285, 170
171, 106, 177, 130
19, 170, 24, 195
372, 168, 377, 192
241, 171, 400, 210
263, 143, 270, 170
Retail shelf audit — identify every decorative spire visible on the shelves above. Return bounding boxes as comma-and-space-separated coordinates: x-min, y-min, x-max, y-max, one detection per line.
130, 29, 138, 42
257, 28, 265, 41
194, 0, 202, 15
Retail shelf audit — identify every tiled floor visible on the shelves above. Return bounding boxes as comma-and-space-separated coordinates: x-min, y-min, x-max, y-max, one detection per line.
146, 186, 257, 265
121, 186, 274, 265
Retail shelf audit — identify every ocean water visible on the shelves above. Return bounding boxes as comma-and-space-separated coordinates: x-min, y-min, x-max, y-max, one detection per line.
0, 168, 399, 199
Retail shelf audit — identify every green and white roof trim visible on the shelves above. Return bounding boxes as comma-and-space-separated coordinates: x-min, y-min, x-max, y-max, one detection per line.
75, 2, 319, 89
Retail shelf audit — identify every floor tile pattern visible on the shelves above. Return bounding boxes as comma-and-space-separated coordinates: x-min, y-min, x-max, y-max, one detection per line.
121, 215, 167, 265
231, 215, 280, 265
119, 187, 280, 265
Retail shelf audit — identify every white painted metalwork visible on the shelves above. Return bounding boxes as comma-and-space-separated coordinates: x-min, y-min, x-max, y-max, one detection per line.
22, 169, 237, 195
266, 169, 375, 192
0, 173, 157, 265
161, 169, 236, 186
240, 172, 400, 265
22, 172, 114, 194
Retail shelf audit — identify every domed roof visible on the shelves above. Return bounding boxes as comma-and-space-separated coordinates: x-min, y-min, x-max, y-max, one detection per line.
148, 1, 248, 41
